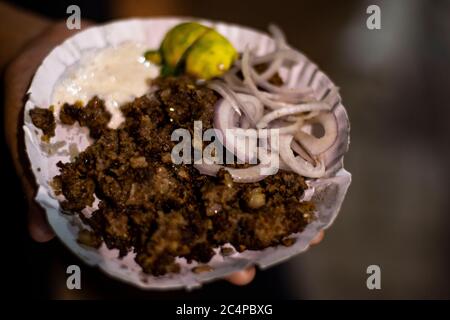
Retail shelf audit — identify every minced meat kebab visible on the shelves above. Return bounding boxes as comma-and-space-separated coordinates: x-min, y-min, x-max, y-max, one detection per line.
30, 76, 315, 276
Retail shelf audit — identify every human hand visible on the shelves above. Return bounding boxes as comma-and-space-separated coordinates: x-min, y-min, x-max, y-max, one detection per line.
4, 21, 91, 243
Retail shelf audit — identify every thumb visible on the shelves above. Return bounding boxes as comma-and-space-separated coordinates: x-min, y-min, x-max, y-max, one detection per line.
225, 267, 256, 286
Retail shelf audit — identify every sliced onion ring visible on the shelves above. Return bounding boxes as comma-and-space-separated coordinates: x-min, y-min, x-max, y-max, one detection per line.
214, 95, 264, 163
279, 135, 325, 178
241, 47, 327, 110
294, 112, 338, 155
257, 104, 329, 129
258, 24, 287, 80
291, 139, 316, 165
207, 80, 242, 117
224, 72, 313, 104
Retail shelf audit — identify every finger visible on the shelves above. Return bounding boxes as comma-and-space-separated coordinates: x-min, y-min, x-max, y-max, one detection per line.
224, 231, 322, 286
27, 199, 54, 242
225, 267, 256, 286
310, 230, 325, 246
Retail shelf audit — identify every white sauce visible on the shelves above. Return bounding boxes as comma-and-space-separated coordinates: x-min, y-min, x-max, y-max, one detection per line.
52, 42, 159, 128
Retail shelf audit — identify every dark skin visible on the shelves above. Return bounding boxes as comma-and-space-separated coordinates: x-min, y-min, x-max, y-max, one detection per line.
2, 5, 324, 287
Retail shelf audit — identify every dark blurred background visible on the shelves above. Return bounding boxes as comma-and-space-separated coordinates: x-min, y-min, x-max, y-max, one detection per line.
1, 0, 449, 299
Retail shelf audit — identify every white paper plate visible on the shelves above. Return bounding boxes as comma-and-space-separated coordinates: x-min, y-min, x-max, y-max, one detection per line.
23, 17, 351, 290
